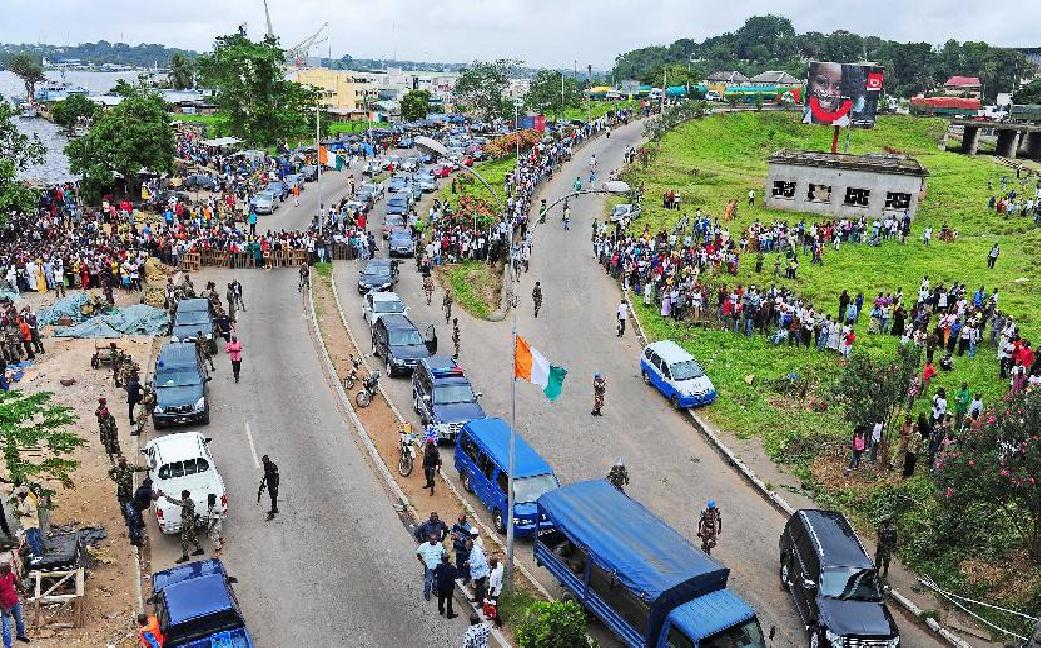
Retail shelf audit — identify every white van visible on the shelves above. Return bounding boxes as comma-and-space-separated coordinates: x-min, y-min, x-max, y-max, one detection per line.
639, 340, 717, 408
144, 432, 227, 534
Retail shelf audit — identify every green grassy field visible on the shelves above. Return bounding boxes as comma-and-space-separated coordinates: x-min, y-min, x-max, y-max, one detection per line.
436, 156, 515, 210
326, 120, 368, 135
170, 112, 228, 137
622, 112, 1040, 457
547, 99, 640, 122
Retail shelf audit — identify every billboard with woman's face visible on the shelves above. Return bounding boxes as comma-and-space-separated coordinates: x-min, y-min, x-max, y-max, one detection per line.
803, 61, 884, 128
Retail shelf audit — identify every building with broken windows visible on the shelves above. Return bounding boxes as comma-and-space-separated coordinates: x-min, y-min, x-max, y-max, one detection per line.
764, 150, 928, 220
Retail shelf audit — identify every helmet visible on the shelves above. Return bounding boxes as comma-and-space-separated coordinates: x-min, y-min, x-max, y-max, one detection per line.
707, 500, 716, 509
594, 372, 601, 378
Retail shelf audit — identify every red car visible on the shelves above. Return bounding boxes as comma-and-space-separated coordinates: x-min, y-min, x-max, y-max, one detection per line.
431, 164, 452, 178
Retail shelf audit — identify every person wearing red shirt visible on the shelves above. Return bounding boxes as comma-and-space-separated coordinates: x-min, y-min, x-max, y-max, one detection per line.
0, 560, 28, 646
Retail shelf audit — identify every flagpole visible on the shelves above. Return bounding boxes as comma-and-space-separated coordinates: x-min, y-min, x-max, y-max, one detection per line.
505, 97, 522, 590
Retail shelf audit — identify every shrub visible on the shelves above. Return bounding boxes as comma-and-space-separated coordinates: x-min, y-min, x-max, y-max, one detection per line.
515, 600, 595, 648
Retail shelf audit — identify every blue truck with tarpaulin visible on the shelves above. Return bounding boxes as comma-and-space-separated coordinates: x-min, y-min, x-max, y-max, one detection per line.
534, 480, 768, 648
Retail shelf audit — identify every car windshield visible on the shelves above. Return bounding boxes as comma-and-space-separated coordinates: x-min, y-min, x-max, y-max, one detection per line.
434, 384, 476, 405
820, 568, 884, 602
371, 299, 403, 315
157, 458, 210, 480
670, 359, 705, 380
175, 314, 210, 326
699, 619, 766, 648
389, 329, 424, 346
156, 371, 203, 387
513, 474, 558, 504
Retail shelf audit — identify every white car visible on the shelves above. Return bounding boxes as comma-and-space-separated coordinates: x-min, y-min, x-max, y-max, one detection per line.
363, 291, 408, 329
144, 432, 227, 535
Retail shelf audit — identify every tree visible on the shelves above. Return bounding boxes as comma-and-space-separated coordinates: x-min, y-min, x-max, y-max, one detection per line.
400, 88, 431, 121
196, 33, 318, 147
515, 600, 594, 648
454, 59, 516, 120
9, 53, 44, 101
1015, 79, 1041, 106
524, 70, 580, 117
832, 343, 920, 434
66, 88, 175, 201
50, 94, 98, 130
936, 390, 1041, 559
0, 100, 46, 215
168, 53, 195, 90
0, 390, 84, 512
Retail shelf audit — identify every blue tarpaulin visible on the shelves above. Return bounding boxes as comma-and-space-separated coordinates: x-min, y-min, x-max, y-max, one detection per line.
537, 480, 728, 602
37, 293, 88, 327
52, 303, 170, 338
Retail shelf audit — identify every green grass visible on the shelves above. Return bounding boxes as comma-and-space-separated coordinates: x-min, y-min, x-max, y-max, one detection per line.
326, 120, 368, 135
624, 110, 1041, 614
169, 112, 229, 138
438, 261, 501, 320
437, 156, 515, 210
547, 99, 640, 122
313, 261, 332, 278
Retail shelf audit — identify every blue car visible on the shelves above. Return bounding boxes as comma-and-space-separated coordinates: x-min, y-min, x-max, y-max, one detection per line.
386, 196, 409, 216
640, 340, 717, 408
151, 558, 255, 648
387, 176, 408, 193
412, 356, 485, 442
455, 418, 558, 535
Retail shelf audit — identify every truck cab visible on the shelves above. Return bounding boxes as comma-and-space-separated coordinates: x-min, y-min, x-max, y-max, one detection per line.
534, 480, 768, 648
151, 558, 254, 648
412, 355, 486, 443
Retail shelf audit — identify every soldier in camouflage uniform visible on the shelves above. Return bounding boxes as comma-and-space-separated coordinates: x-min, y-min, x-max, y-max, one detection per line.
180, 274, 196, 299
108, 455, 147, 508
100, 412, 121, 462
195, 330, 214, 371
607, 460, 630, 494
134, 382, 155, 436
159, 489, 205, 563
875, 516, 898, 578
697, 500, 722, 556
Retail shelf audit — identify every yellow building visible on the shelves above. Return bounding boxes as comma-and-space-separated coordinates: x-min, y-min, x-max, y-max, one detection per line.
293, 68, 375, 117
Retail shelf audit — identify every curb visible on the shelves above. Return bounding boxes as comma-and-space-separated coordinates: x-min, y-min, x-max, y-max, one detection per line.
327, 265, 551, 600
307, 274, 512, 647
623, 290, 973, 648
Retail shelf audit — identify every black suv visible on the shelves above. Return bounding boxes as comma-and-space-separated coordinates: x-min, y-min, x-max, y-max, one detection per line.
153, 342, 211, 427
779, 510, 898, 648
371, 314, 437, 377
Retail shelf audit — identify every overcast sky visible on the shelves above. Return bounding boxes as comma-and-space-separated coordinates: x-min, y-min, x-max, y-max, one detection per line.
3, 0, 1039, 68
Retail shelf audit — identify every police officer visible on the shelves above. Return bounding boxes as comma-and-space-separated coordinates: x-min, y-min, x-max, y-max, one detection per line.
875, 516, 898, 578
160, 489, 204, 564
591, 373, 606, 416
108, 455, 146, 509
697, 500, 722, 555
532, 282, 543, 318
607, 460, 629, 494
259, 455, 279, 520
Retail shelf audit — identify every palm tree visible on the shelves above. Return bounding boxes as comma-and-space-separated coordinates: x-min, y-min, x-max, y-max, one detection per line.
168, 54, 195, 90
9, 53, 45, 101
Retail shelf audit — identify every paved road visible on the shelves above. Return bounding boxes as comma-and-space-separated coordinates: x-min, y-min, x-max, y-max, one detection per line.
332, 122, 941, 648
143, 185, 470, 645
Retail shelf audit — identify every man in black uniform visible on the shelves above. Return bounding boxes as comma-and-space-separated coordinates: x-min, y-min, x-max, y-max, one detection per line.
532, 282, 543, 318
259, 455, 279, 520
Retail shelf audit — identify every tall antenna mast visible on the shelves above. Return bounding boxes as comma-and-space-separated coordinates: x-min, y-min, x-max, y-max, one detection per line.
262, 0, 275, 38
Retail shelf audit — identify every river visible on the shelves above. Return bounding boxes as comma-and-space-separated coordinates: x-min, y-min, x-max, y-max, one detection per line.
0, 69, 147, 183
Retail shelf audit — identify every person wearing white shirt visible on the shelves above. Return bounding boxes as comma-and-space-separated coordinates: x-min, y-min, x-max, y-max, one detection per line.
486, 557, 503, 599
616, 300, 628, 336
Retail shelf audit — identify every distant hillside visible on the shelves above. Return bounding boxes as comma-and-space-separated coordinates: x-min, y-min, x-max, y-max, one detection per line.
613, 15, 1034, 101
0, 41, 198, 68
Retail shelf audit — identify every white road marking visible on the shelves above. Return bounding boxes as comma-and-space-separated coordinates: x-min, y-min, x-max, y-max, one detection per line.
245, 421, 261, 468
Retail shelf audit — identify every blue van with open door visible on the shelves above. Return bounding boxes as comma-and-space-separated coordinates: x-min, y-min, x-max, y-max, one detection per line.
455, 417, 559, 536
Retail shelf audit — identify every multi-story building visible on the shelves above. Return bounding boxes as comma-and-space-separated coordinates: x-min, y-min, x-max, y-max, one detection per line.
293, 68, 376, 117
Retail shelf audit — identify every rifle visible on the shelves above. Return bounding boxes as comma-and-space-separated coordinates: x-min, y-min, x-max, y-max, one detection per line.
257, 477, 266, 504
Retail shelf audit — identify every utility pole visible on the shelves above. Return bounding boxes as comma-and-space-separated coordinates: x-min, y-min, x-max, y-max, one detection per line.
560, 70, 564, 118
505, 97, 523, 589
315, 91, 323, 235
661, 67, 667, 115
586, 64, 592, 124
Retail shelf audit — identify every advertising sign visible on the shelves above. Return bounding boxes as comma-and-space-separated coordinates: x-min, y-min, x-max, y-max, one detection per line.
803, 61, 884, 128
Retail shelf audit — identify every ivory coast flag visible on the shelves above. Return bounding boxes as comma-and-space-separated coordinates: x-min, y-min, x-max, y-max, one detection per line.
515, 336, 567, 401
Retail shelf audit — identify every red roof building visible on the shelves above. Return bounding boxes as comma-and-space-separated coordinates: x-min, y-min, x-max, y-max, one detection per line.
944, 76, 982, 98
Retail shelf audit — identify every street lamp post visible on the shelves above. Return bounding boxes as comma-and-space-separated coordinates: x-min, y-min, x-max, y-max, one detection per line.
505, 96, 523, 589
316, 91, 323, 235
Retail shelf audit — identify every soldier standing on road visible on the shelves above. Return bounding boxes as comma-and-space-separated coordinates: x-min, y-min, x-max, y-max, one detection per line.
607, 460, 629, 494
875, 516, 898, 578
195, 330, 215, 371
205, 493, 224, 558
452, 318, 461, 359
101, 411, 120, 463
134, 382, 154, 437
697, 500, 722, 555
443, 292, 453, 324
108, 455, 146, 510
422, 440, 441, 495
591, 373, 606, 416
532, 282, 543, 318
260, 455, 279, 520
126, 373, 142, 424
160, 489, 204, 564
230, 279, 245, 313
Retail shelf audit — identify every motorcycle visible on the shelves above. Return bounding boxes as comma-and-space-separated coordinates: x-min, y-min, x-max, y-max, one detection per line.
356, 371, 380, 408
343, 354, 363, 390
398, 428, 418, 476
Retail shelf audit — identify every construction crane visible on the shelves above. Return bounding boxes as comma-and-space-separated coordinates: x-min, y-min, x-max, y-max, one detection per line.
262, 0, 274, 38
286, 22, 329, 68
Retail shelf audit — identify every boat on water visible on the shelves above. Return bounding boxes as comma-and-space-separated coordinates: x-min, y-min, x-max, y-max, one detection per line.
34, 79, 89, 103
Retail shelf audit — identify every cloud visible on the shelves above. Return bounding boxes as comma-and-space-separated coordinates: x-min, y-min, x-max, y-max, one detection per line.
1, 0, 1038, 68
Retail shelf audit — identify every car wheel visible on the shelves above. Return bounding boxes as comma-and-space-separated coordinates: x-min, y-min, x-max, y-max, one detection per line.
201, 411, 210, 425
461, 471, 474, 494
670, 394, 681, 410
808, 627, 821, 648
493, 510, 506, 534
642, 369, 650, 384
386, 356, 394, 377
780, 555, 792, 592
